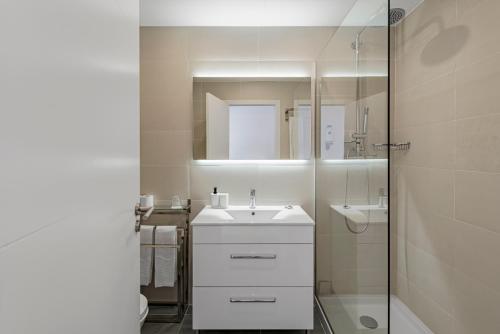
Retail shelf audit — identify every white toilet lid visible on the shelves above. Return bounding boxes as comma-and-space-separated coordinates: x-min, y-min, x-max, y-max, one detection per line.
140, 294, 148, 319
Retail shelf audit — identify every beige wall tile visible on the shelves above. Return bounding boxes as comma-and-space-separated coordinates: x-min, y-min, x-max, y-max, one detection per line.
315, 233, 333, 292
455, 170, 500, 233
395, 38, 456, 94
397, 166, 454, 219
451, 269, 500, 334
315, 163, 348, 205
454, 221, 500, 293
356, 27, 389, 62
456, 53, 500, 119
456, 114, 500, 172
395, 272, 410, 304
456, 0, 500, 66
193, 120, 205, 140
256, 164, 315, 216
405, 280, 455, 334
314, 200, 333, 236
457, 0, 490, 14
357, 243, 387, 270
141, 131, 191, 166
141, 95, 192, 131
356, 224, 388, 245
192, 138, 206, 160
405, 242, 455, 313
140, 165, 189, 201
406, 210, 457, 266
394, 235, 409, 278
395, 0, 457, 57
199, 82, 242, 100
395, 0, 457, 93
320, 77, 357, 97
192, 96, 205, 121
258, 27, 335, 61
140, 27, 189, 61
357, 269, 387, 290
188, 27, 259, 61
394, 121, 456, 169
395, 73, 455, 128
140, 59, 191, 99
393, 1, 500, 329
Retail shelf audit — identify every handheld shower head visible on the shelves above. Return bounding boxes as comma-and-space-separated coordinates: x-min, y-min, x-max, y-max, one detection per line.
362, 107, 369, 135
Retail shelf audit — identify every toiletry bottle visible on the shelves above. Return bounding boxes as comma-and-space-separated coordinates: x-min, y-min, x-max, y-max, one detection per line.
218, 192, 229, 209
210, 187, 219, 208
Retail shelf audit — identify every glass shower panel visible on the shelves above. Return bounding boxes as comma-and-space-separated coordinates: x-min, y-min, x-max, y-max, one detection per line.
315, 1, 389, 333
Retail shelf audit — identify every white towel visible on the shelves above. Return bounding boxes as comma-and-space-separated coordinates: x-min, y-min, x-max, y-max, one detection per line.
140, 225, 154, 286
154, 226, 177, 287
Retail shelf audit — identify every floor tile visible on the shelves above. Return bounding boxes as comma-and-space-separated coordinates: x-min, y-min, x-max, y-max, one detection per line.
261, 331, 306, 334
142, 322, 181, 334
144, 305, 327, 334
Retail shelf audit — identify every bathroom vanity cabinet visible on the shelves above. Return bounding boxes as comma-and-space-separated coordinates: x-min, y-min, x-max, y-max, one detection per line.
191, 206, 314, 330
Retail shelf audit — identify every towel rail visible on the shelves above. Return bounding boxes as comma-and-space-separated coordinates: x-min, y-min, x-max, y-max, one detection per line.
139, 199, 191, 324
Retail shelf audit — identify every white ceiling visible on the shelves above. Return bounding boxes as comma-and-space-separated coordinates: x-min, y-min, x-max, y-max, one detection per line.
141, 0, 358, 27
141, 0, 424, 27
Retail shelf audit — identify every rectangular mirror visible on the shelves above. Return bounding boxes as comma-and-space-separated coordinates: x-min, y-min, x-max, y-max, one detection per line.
193, 77, 312, 160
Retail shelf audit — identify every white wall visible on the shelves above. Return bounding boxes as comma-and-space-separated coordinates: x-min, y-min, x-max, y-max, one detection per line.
0, 1, 140, 333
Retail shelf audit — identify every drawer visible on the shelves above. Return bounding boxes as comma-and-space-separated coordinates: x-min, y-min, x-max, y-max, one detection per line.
193, 244, 313, 286
192, 225, 313, 244
193, 286, 313, 330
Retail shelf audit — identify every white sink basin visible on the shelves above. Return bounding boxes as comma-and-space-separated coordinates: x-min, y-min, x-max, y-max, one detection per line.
331, 205, 388, 224
225, 208, 281, 220
191, 205, 314, 226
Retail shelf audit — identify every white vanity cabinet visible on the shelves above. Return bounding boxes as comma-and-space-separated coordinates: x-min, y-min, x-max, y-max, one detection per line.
191, 206, 315, 330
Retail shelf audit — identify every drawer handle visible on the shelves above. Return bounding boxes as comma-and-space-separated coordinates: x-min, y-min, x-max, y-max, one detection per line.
230, 297, 277, 303
230, 254, 277, 259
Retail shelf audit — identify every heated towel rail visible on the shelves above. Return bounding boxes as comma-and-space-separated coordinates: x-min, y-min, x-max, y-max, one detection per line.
136, 199, 191, 323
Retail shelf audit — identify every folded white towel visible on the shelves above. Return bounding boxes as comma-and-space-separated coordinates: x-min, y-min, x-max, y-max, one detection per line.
154, 226, 177, 288
140, 225, 154, 286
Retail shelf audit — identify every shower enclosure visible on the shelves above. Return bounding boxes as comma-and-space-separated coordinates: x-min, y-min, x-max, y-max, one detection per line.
315, 0, 498, 332
315, 1, 390, 333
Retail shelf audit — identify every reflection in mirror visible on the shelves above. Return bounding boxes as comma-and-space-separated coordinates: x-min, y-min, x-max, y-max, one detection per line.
316, 17, 388, 160
319, 75, 387, 160
193, 77, 312, 160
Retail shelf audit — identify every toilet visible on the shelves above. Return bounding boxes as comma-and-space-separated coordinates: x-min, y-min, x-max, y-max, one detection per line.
140, 294, 149, 328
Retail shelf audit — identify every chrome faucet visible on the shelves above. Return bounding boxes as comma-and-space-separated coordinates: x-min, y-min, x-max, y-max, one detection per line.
249, 189, 256, 209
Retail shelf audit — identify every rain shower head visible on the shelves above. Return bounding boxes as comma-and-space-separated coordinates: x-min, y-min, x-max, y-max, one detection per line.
390, 8, 406, 25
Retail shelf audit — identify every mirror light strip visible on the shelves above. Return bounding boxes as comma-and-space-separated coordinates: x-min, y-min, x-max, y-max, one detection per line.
192, 159, 312, 166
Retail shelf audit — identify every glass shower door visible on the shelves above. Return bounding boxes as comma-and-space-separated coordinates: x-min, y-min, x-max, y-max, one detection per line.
315, 1, 389, 333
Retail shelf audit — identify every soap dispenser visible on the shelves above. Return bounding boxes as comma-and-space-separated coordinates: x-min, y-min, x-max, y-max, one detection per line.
210, 187, 229, 209
210, 187, 219, 208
